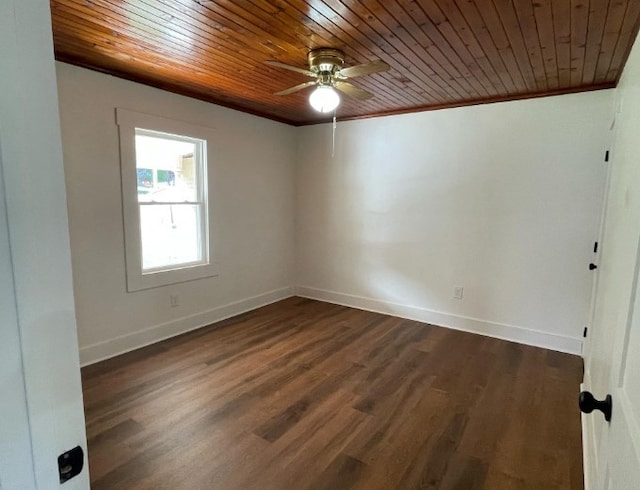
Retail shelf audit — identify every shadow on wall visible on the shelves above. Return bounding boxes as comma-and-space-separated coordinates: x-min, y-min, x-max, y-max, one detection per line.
297, 102, 604, 338
337, 114, 511, 324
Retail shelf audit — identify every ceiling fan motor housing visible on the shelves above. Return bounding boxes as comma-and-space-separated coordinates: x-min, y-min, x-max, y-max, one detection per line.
308, 48, 345, 76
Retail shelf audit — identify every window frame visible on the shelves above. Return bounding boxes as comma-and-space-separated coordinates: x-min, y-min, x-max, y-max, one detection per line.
116, 108, 218, 292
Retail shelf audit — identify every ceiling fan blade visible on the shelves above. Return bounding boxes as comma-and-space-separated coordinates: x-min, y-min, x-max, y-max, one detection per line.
338, 59, 390, 78
334, 81, 374, 100
264, 60, 315, 77
274, 81, 317, 96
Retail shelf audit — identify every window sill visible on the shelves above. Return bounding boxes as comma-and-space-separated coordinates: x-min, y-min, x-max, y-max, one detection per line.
126, 261, 219, 292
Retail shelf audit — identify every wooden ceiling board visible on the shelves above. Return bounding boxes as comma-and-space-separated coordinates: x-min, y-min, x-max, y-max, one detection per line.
50, 0, 640, 125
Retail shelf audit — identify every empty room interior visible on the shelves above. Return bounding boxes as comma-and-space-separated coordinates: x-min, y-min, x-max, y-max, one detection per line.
2, 0, 640, 489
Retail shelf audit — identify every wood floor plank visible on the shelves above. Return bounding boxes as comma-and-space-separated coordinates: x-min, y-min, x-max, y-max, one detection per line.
82, 297, 584, 489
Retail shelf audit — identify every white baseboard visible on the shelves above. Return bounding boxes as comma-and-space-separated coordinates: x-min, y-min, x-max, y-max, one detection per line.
80, 284, 583, 366
296, 286, 583, 355
79, 286, 294, 366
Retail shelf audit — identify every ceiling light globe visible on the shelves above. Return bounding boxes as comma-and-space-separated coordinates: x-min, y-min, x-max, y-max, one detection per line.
309, 86, 340, 113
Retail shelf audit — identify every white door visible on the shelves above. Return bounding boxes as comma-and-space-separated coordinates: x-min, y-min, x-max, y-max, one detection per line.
0, 159, 36, 490
0, 0, 89, 488
598, 237, 640, 489
581, 32, 640, 490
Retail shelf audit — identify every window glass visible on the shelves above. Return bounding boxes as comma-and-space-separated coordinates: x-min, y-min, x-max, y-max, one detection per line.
135, 133, 198, 203
139, 204, 202, 270
134, 129, 207, 272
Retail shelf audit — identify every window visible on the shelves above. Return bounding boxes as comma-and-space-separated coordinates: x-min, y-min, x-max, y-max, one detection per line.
117, 109, 218, 291
135, 130, 206, 271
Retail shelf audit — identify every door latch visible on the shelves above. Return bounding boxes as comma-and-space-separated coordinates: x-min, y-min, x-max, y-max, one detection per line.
58, 446, 84, 483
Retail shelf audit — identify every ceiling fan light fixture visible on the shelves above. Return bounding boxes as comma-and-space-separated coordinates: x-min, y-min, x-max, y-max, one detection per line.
309, 85, 340, 113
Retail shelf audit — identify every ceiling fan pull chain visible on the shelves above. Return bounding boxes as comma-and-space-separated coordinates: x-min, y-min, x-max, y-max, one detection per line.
332, 112, 337, 158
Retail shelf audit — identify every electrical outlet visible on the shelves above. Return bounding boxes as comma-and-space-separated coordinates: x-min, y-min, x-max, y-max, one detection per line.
170, 294, 180, 307
453, 286, 464, 300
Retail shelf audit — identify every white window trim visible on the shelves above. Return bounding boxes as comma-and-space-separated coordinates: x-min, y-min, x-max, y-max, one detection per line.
116, 108, 218, 292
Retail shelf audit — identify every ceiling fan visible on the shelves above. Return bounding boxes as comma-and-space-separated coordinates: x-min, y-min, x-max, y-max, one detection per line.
265, 48, 390, 113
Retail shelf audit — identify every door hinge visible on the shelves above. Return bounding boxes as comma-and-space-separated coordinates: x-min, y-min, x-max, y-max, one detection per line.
583, 327, 588, 338
605, 150, 609, 162
594, 241, 598, 253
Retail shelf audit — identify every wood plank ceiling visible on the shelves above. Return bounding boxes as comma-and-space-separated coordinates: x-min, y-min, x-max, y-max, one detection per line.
50, 0, 640, 126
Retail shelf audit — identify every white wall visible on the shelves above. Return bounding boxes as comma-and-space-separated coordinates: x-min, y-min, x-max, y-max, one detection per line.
296, 90, 613, 354
0, 1, 88, 488
58, 60, 614, 363
56, 63, 296, 365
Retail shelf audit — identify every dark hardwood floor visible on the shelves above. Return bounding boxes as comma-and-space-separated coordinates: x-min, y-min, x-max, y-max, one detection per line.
82, 297, 584, 489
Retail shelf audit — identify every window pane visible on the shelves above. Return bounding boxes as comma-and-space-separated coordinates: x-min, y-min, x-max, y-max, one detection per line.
139, 204, 203, 271
135, 132, 198, 203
